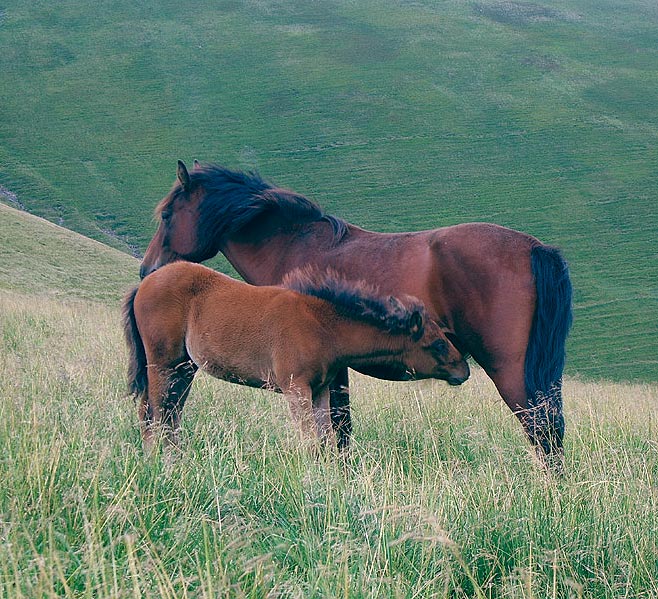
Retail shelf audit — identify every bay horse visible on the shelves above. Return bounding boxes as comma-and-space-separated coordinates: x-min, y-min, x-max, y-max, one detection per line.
140, 160, 572, 466
123, 261, 469, 451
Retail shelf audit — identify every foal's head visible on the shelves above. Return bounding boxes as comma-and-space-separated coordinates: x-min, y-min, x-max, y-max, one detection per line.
408, 315, 470, 385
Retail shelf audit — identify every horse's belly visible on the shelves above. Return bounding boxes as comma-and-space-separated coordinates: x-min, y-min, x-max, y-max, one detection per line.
203, 360, 282, 391
186, 340, 279, 391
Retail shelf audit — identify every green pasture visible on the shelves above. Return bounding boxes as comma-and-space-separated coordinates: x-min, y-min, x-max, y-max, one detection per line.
0, 142, 657, 597
0, 0, 657, 378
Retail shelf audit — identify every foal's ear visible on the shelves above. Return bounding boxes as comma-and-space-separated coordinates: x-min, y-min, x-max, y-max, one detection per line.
177, 160, 191, 191
193, 159, 201, 169
409, 311, 424, 341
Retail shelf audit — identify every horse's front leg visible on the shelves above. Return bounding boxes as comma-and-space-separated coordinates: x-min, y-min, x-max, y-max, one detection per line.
329, 368, 352, 451
313, 386, 337, 449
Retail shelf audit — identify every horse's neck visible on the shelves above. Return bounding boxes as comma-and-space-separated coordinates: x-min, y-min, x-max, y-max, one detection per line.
330, 318, 405, 366
221, 222, 356, 285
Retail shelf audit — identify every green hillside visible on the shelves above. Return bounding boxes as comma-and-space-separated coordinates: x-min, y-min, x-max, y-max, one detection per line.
0, 203, 138, 303
0, 0, 656, 380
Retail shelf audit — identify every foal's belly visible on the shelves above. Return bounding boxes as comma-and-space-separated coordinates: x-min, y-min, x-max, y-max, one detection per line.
186, 340, 281, 392
205, 362, 281, 392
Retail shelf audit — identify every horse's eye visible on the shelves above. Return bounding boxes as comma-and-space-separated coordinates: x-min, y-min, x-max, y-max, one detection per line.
161, 210, 172, 223
430, 339, 448, 356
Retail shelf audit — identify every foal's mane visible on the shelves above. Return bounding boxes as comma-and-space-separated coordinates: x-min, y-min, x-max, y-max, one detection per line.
282, 267, 426, 336
158, 162, 347, 243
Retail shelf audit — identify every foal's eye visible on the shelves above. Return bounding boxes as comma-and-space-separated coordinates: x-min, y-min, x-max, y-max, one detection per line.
430, 339, 448, 356
161, 210, 172, 223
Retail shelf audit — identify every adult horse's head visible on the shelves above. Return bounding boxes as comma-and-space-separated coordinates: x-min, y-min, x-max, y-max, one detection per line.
140, 161, 212, 279
140, 160, 346, 280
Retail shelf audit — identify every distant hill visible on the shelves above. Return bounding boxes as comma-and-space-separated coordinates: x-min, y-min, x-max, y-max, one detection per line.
0, 203, 138, 304
0, 0, 656, 380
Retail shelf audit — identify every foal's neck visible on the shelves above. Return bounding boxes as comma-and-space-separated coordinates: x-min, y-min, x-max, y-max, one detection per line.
331, 318, 407, 367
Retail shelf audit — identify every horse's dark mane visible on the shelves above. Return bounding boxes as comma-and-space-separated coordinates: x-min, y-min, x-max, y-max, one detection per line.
282, 267, 426, 336
159, 162, 347, 246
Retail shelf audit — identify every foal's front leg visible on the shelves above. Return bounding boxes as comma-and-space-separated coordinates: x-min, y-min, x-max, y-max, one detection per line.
313, 386, 337, 448
283, 379, 319, 448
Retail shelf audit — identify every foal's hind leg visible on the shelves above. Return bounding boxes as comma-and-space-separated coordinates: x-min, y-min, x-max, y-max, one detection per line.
160, 358, 198, 448
329, 368, 352, 450
142, 358, 197, 453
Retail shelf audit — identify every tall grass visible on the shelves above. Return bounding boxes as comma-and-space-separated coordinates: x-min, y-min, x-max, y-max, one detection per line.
1, 289, 656, 598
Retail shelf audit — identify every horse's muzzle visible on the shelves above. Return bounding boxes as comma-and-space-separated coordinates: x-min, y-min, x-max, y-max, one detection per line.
140, 263, 155, 280
446, 362, 470, 386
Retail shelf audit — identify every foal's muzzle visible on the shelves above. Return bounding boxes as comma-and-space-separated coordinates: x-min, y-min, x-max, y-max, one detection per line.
447, 375, 468, 386
446, 361, 470, 386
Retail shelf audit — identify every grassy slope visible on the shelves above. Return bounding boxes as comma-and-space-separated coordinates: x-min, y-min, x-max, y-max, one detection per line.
1, 289, 657, 598
0, 0, 657, 380
0, 203, 138, 303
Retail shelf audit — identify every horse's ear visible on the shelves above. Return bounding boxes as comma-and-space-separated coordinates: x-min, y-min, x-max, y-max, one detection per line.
409, 311, 424, 341
193, 159, 201, 169
177, 160, 191, 191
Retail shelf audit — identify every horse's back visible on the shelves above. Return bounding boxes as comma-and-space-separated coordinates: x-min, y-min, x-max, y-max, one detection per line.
428, 222, 538, 289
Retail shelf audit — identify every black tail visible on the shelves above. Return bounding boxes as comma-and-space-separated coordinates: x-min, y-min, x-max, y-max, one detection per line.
122, 287, 148, 398
524, 244, 573, 459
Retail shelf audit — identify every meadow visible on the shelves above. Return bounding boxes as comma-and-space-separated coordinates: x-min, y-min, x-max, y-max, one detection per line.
1, 0, 657, 595
1, 283, 657, 598
0, 0, 657, 381
1, 205, 657, 598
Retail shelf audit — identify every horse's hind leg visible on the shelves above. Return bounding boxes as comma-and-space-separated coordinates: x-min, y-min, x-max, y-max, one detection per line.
142, 364, 167, 454
142, 358, 197, 453
489, 360, 564, 470
329, 368, 352, 450
160, 358, 198, 448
